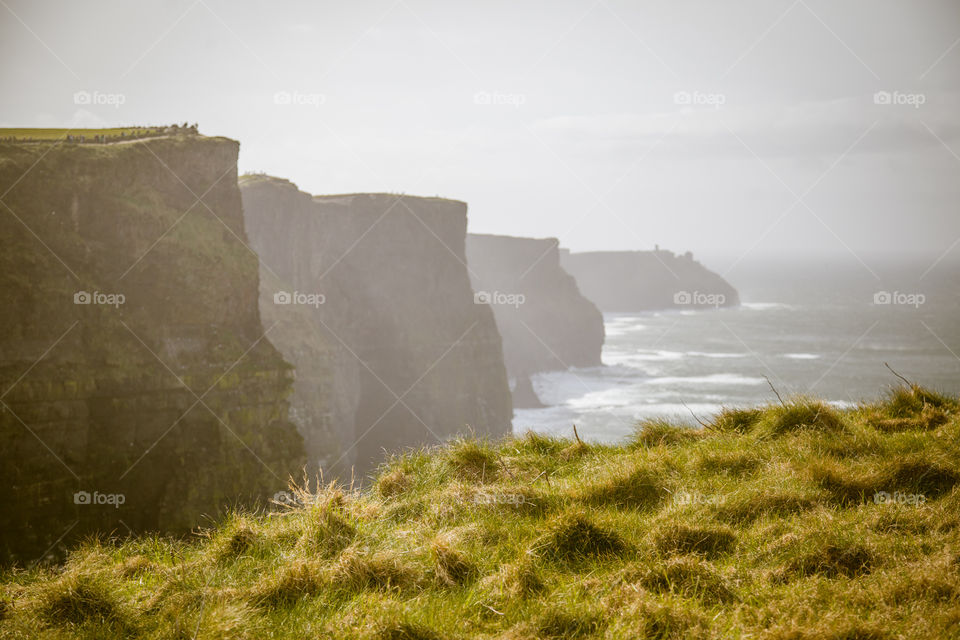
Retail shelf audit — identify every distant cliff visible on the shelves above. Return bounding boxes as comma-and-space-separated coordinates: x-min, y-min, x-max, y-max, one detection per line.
240, 178, 513, 474
560, 250, 740, 311
0, 136, 304, 563
466, 234, 604, 378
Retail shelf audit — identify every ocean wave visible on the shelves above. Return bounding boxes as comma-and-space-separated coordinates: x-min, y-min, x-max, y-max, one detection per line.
604, 350, 685, 364
783, 353, 820, 360
741, 302, 793, 311
644, 374, 767, 386
686, 351, 748, 359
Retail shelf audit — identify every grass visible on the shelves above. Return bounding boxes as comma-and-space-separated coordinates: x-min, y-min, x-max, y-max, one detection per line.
0, 127, 171, 141
2, 385, 960, 639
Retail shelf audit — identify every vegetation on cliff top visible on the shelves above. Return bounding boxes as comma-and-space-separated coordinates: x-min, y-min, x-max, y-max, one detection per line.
2, 384, 959, 639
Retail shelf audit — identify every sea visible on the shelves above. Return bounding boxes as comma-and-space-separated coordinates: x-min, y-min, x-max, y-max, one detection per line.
514, 257, 960, 443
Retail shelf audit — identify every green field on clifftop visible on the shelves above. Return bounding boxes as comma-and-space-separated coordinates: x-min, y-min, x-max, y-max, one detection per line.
0, 128, 167, 141
2, 385, 959, 639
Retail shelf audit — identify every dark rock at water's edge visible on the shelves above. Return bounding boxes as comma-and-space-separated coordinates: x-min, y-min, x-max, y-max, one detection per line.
466, 234, 604, 379
512, 374, 546, 409
0, 136, 305, 564
560, 249, 740, 311
240, 177, 513, 476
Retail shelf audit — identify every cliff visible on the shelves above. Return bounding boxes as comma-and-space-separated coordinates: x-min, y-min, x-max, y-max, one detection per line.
560, 250, 740, 311
239, 177, 513, 475
0, 135, 305, 563
466, 234, 604, 378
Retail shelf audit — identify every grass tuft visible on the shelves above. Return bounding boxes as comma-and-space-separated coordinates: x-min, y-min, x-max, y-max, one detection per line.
330, 548, 415, 592
447, 438, 500, 482
376, 621, 443, 640
695, 448, 763, 476
218, 524, 261, 558
884, 385, 956, 418
581, 463, 668, 510
754, 400, 846, 436
431, 535, 477, 586
653, 523, 737, 559
531, 609, 604, 638
500, 556, 546, 598
631, 418, 703, 448
782, 539, 875, 579
36, 574, 126, 626
638, 556, 736, 603
376, 467, 411, 498
712, 490, 817, 524
514, 431, 567, 457
535, 512, 626, 562
709, 407, 763, 433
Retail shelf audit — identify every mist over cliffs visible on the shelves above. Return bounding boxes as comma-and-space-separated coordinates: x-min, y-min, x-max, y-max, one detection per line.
560, 249, 740, 311
0, 137, 304, 563
0, 129, 741, 564
239, 177, 513, 476
466, 234, 604, 379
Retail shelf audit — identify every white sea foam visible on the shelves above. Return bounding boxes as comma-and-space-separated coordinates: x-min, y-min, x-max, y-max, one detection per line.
783, 353, 820, 360
686, 351, 748, 359
644, 373, 767, 386
741, 302, 792, 311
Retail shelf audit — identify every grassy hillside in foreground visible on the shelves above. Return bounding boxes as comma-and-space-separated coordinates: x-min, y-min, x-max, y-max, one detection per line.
2, 385, 960, 639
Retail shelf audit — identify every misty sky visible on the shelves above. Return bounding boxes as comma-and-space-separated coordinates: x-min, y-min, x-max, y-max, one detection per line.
2, 0, 959, 272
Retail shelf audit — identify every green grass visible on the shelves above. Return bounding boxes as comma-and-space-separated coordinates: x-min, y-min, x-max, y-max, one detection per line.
2, 385, 960, 639
0, 127, 170, 141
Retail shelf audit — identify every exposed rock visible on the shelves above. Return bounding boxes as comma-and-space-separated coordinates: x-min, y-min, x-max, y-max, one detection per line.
0, 136, 304, 563
560, 249, 740, 311
466, 234, 604, 377
240, 178, 513, 475
512, 375, 545, 409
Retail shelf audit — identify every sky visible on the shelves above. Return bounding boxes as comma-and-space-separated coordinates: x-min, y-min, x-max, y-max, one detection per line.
2, 0, 960, 273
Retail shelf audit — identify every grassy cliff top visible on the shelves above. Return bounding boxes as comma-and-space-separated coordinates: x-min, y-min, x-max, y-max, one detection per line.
238, 173, 466, 206
2, 385, 959, 639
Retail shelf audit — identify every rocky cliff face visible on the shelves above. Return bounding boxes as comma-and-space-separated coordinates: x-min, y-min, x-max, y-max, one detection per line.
466, 234, 604, 378
240, 178, 513, 475
560, 250, 740, 311
0, 136, 304, 563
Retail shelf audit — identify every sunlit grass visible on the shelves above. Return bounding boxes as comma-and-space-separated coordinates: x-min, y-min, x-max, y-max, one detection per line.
2, 384, 959, 639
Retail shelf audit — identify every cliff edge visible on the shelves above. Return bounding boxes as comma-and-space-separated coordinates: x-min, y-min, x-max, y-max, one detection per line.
466, 234, 604, 378
560, 249, 740, 311
240, 177, 513, 475
0, 136, 304, 563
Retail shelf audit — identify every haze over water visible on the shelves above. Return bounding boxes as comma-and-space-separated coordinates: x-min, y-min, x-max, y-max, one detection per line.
516, 257, 960, 443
